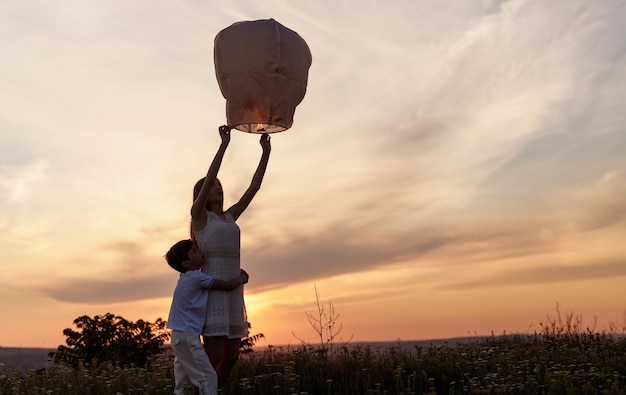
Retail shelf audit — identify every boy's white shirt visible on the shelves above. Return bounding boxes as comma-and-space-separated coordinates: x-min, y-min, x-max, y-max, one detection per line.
167, 270, 215, 333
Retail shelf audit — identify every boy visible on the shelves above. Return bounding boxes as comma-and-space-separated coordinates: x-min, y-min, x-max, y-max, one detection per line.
165, 239, 249, 395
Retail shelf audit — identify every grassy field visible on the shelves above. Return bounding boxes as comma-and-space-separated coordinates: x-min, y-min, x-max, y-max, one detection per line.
1, 331, 625, 394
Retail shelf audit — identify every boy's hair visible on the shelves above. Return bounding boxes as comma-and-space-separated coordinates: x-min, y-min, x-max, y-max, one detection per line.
165, 239, 196, 273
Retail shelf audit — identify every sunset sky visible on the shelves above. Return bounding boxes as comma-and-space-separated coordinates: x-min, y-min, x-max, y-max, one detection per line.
2, 0, 625, 349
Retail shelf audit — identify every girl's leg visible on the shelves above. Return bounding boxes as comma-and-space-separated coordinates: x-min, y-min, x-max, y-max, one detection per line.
216, 338, 241, 388
202, 335, 226, 370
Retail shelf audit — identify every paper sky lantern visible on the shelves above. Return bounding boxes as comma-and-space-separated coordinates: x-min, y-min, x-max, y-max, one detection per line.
214, 19, 312, 133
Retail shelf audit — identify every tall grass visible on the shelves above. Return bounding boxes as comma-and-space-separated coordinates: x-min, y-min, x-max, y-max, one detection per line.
2, 332, 625, 394
3, 305, 626, 394
224, 332, 626, 394
0, 359, 175, 395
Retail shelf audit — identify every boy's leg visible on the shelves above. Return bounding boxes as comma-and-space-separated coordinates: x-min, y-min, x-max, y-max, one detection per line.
174, 331, 218, 395
171, 331, 193, 395
173, 355, 192, 395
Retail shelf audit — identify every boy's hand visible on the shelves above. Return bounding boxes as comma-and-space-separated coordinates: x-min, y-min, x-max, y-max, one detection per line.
240, 269, 249, 284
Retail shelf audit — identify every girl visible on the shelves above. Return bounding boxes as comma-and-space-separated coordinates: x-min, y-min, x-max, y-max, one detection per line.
190, 125, 271, 387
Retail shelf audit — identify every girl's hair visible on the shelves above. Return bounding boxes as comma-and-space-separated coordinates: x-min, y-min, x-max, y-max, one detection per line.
190, 177, 224, 240
193, 177, 206, 203
165, 239, 195, 273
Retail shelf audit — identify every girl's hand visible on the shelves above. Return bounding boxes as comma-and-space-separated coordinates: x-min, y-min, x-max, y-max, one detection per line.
219, 125, 231, 144
260, 133, 271, 153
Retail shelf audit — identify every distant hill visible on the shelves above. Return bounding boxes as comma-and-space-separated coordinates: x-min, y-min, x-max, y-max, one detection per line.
0, 347, 55, 373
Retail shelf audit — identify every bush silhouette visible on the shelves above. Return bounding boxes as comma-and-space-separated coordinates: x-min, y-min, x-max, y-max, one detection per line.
50, 313, 169, 368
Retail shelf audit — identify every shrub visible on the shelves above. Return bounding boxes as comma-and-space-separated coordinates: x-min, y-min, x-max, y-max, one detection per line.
49, 313, 169, 368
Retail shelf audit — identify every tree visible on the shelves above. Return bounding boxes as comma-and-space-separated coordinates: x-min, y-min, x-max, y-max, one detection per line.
50, 313, 170, 368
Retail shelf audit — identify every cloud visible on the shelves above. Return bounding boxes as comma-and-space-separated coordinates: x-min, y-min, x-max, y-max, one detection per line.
36, 274, 177, 304
578, 170, 626, 230
446, 259, 626, 290
242, 214, 534, 292
0, 161, 48, 202
2, 0, 626, 346
0, 161, 50, 248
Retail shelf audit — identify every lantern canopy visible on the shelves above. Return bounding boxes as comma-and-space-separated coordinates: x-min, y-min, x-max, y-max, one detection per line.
214, 19, 312, 133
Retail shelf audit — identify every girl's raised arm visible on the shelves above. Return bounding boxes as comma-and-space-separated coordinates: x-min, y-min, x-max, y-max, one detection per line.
191, 125, 231, 230
228, 133, 271, 221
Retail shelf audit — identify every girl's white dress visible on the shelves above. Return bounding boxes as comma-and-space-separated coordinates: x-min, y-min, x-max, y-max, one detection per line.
193, 210, 249, 339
